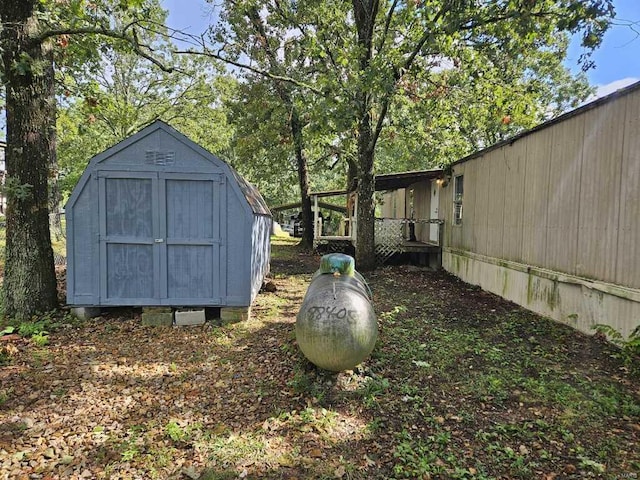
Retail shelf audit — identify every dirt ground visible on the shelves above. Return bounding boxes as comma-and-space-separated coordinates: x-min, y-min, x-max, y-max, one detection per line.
0, 241, 638, 479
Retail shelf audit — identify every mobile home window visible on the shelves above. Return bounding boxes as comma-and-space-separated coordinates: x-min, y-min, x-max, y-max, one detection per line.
453, 175, 463, 225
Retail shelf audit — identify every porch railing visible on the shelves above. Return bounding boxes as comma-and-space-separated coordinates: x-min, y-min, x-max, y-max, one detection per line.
374, 218, 444, 265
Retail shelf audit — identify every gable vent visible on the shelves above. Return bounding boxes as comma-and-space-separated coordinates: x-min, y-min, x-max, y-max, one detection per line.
145, 150, 175, 166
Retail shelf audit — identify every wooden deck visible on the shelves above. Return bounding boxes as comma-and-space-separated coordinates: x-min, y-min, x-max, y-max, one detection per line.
398, 240, 441, 253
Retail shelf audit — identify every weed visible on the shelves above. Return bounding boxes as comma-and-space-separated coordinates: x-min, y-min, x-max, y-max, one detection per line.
119, 425, 147, 461
365, 417, 384, 434
165, 420, 203, 446
165, 421, 189, 443
18, 320, 48, 337
201, 432, 266, 468
52, 387, 67, 398
578, 455, 606, 474
593, 323, 640, 370
0, 325, 15, 335
29, 348, 51, 366
287, 364, 327, 402
31, 331, 49, 347
357, 375, 389, 407
0, 387, 12, 405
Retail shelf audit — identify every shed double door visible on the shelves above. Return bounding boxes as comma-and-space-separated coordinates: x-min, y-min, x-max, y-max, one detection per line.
98, 172, 225, 305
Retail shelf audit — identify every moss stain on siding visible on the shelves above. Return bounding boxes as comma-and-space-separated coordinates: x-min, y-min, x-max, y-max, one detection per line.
502, 270, 509, 296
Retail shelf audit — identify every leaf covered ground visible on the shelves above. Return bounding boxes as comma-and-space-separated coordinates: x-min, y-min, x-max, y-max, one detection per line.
1, 237, 639, 479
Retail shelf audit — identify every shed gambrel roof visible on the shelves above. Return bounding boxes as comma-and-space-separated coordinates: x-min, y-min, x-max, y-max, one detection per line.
230, 168, 271, 216
67, 120, 271, 218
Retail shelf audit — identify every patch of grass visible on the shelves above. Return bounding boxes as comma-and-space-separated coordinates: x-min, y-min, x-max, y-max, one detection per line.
270, 236, 302, 261
200, 432, 267, 468
119, 426, 146, 461
287, 364, 328, 403
356, 375, 390, 407
393, 429, 491, 479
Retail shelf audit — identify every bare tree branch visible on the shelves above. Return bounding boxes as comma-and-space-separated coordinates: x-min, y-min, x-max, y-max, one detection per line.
36, 24, 174, 73
376, 0, 399, 53
174, 47, 324, 95
370, 1, 451, 150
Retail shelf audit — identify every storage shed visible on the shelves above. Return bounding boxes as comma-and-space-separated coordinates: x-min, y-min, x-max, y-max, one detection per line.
66, 120, 271, 312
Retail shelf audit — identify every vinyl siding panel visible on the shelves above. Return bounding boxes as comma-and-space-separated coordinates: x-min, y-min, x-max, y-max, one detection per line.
501, 139, 527, 263
521, 133, 552, 267
577, 101, 625, 283
473, 156, 491, 256
545, 114, 584, 275
616, 92, 640, 288
486, 149, 506, 259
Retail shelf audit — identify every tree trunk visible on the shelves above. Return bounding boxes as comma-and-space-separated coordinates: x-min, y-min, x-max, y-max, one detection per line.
353, 0, 378, 271
290, 109, 314, 250
0, 2, 59, 320
355, 115, 376, 271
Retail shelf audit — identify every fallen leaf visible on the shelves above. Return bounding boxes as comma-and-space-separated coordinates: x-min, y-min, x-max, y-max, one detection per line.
277, 455, 295, 467
309, 448, 323, 458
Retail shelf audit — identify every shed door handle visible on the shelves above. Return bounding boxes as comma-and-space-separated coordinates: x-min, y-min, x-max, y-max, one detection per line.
154, 238, 164, 243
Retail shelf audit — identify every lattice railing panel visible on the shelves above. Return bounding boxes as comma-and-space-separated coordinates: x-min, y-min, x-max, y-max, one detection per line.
374, 219, 404, 265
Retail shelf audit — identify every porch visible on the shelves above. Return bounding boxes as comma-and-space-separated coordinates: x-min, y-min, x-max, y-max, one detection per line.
311, 199, 444, 268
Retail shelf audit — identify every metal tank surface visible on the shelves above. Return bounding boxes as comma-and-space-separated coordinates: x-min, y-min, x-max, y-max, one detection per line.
296, 253, 378, 372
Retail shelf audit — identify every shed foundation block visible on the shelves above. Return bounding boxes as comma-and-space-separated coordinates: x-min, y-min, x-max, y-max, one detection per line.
175, 309, 206, 326
220, 306, 251, 324
71, 307, 101, 320
142, 307, 173, 326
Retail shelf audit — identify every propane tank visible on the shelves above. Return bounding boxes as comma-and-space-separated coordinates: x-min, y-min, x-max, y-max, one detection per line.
296, 253, 377, 372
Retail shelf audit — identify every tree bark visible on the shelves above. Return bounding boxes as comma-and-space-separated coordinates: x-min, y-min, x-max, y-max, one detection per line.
352, 0, 378, 271
290, 109, 314, 250
0, 1, 59, 320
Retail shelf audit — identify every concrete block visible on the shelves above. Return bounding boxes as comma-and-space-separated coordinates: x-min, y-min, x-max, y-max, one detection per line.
175, 309, 206, 326
220, 306, 251, 324
71, 307, 101, 320
142, 307, 173, 326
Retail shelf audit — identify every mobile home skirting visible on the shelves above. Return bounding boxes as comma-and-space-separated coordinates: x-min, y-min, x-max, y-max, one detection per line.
444, 248, 640, 339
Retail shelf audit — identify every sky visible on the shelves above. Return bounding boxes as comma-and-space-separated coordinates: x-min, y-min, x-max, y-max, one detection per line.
162, 0, 640, 100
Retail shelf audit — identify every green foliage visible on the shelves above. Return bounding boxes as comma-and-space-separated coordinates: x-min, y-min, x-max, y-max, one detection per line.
165, 421, 189, 443
18, 320, 49, 337
357, 375, 390, 407
0, 325, 15, 336
593, 323, 640, 369
56, 13, 234, 199
1, 309, 77, 343
31, 331, 50, 347
216, 0, 614, 263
